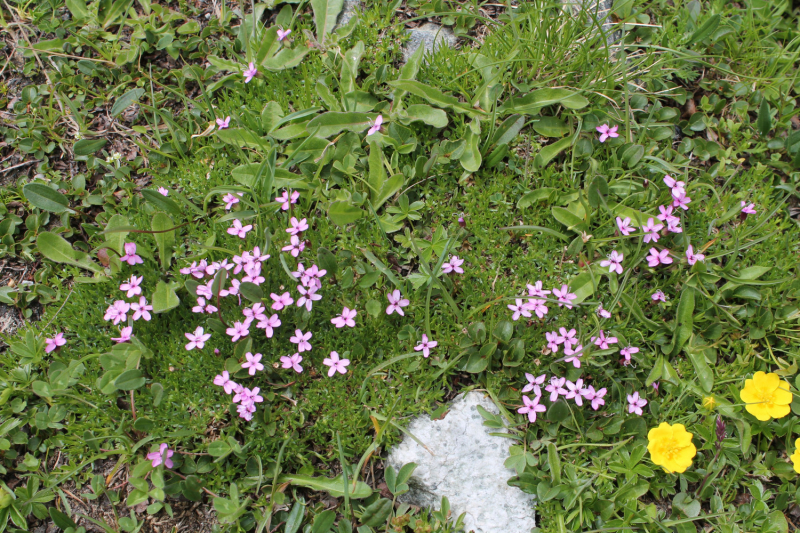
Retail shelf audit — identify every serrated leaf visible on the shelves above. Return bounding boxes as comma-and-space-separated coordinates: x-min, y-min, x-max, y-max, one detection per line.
23, 183, 72, 214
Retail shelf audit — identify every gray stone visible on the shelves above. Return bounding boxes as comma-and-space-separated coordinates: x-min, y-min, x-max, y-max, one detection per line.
386, 392, 536, 533
335, 0, 360, 29
562, 0, 620, 45
402, 23, 458, 63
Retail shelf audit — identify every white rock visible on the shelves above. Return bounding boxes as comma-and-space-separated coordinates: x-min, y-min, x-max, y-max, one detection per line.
402, 23, 458, 63
386, 392, 536, 533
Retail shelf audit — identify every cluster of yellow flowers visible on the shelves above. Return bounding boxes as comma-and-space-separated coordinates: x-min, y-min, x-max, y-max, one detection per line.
647, 371, 797, 474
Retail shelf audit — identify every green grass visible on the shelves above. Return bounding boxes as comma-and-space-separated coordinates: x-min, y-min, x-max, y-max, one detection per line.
3, 0, 800, 532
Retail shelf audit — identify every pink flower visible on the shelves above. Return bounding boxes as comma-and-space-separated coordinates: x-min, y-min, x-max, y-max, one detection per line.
545, 377, 568, 402
647, 248, 673, 267
131, 297, 153, 321
651, 290, 666, 302
517, 395, 546, 423
45, 332, 66, 353
525, 299, 548, 319
120, 275, 143, 298
442, 255, 464, 274
223, 193, 242, 210
616, 217, 635, 236
553, 284, 577, 309
104, 300, 131, 325
386, 290, 409, 316
323, 351, 350, 376
656, 205, 674, 222
256, 314, 281, 337
508, 298, 531, 321
620, 345, 639, 365
663, 175, 686, 197
226, 321, 249, 342
216, 116, 231, 129
286, 217, 309, 236
526, 281, 551, 298
368, 115, 383, 136
641, 218, 664, 243
592, 330, 618, 350
275, 189, 299, 211
158, 187, 169, 196
564, 344, 583, 368
565, 379, 585, 406
243, 303, 267, 323
280, 353, 303, 373
146, 443, 174, 469
414, 334, 438, 358
119, 242, 143, 265
185, 327, 211, 350
627, 391, 647, 415
741, 201, 756, 215
686, 245, 705, 265
672, 190, 691, 210
545, 331, 562, 352
214, 371, 238, 394
331, 307, 357, 328
242, 263, 265, 285
243, 62, 258, 83
270, 292, 294, 310
559, 327, 578, 347
596, 304, 611, 319
600, 250, 623, 275
596, 124, 619, 143
296, 285, 321, 311
228, 219, 252, 239
277, 28, 291, 41
111, 326, 133, 343
241, 352, 264, 375
290, 329, 312, 352
666, 217, 682, 233
522, 373, 546, 396
583, 386, 607, 410
281, 235, 305, 257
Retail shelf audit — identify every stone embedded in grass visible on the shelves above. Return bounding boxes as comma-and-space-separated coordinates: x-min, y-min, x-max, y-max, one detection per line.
386, 392, 536, 533
402, 23, 458, 64
562, 0, 619, 44
336, 0, 360, 29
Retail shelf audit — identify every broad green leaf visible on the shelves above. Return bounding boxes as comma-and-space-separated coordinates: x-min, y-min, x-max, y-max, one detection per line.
500, 224, 569, 241
387, 80, 468, 113
23, 183, 72, 214
551, 206, 583, 229
400, 104, 448, 128
536, 137, 572, 167
238, 282, 264, 303
360, 498, 393, 527
263, 46, 310, 71
216, 128, 271, 149
687, 14, 720, 45
278, 474, 372, 499
142, 189, 183, 218
490, 114, 526, 146
284, 501, 305, 533
568, 271, 595, 305
328, 201, 362, 226
306, 112, 373, 138
532, 117, 569, 137
110, 88, 145, 117
99, 0, 134, 29
114, 369, 145, 391
686, 343, 713, 393
546, 443, 561, 484
73, 138, 107, 156
459, 119, 482, 172
340, 41, 365, 94
670, 286, 695, 356
312, 510, 337, 533
517, 188, 556, 208
105, 214, 129, 255
757, 98, 771, 137
372, 174, 404, 211
65, 0, 89, 20
152, 281, 180, 314
499, 88, 589, 115
151, 212, 175, 270
368, 142, 386, 203
311, 0, 344, 43
37, 232, 102, 273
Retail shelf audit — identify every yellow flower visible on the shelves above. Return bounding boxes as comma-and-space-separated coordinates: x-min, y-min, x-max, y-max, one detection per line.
702, 396, 717, 410
739, 371, 792, 421
791, 438, 800, 474
647, 422, 697, 474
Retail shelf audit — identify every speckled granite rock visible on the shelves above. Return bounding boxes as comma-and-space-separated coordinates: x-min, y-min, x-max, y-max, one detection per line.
386, 392, 536, 533
402, 22, 458, 63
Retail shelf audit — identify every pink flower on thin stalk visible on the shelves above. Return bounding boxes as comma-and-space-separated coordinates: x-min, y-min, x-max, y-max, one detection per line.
386, 290, 409, 316
651, 290, 667, 302
642, 218, 663, 243
559, 327, 578, 347
256, 314, 281, 337
280, 353, 303, 373
600, 251, 623, 275
664, 175, 686, 197
270, 292, 294, 310
226, 321, 250, 342
442, 256, 464, 274
616, 217, 635, 236
741, 201, 756, 215
647, 248, 673, 267
104, 300, 131, 325
275, 189, 299, 210
241, 352, 264, 375
45, 333, 66, 353
282, 235, 305, 257
565, 379, 585, 406
277, 28, 291, 41
296, 285, 321, 311
686, 245, 705, 265
525, 299, 548, 319
553, 285, 577, 309
223, 193, 241, 210
522, 373, 546, 396
286, 217, 309, 236
216, 116, 231, 130
564, 345, 583, 368
120, 275, 143, 298
228, 219, 252, 239
111, 326, 132, 344
331, 307, 357, 328
672, 190, 691, 210
526, 281, 551, 298
367, 115, 383, 136
545, 331, 561, 352
147, 444, 174, 469
546, 377, 568, 402
158, 187, 169, 196
290, 329, 312, 352
591, 330, 618, 350
323, 351, 350, 376
620, 346, 639, 365
214, 371, 238, 394
243, 62, 258, 83
185, 327, 211, 350
508, 299, 531, 321
414, 334, 437, 358
627, 391, 647, 415
131, 297, 153, 321
119, 243, 143, 265
583, 386, 607, 410
596, 124, 619, 143
518, 395, 546, 423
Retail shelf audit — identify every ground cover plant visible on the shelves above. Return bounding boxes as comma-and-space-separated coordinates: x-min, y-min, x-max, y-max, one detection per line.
3, 0, 800, 532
